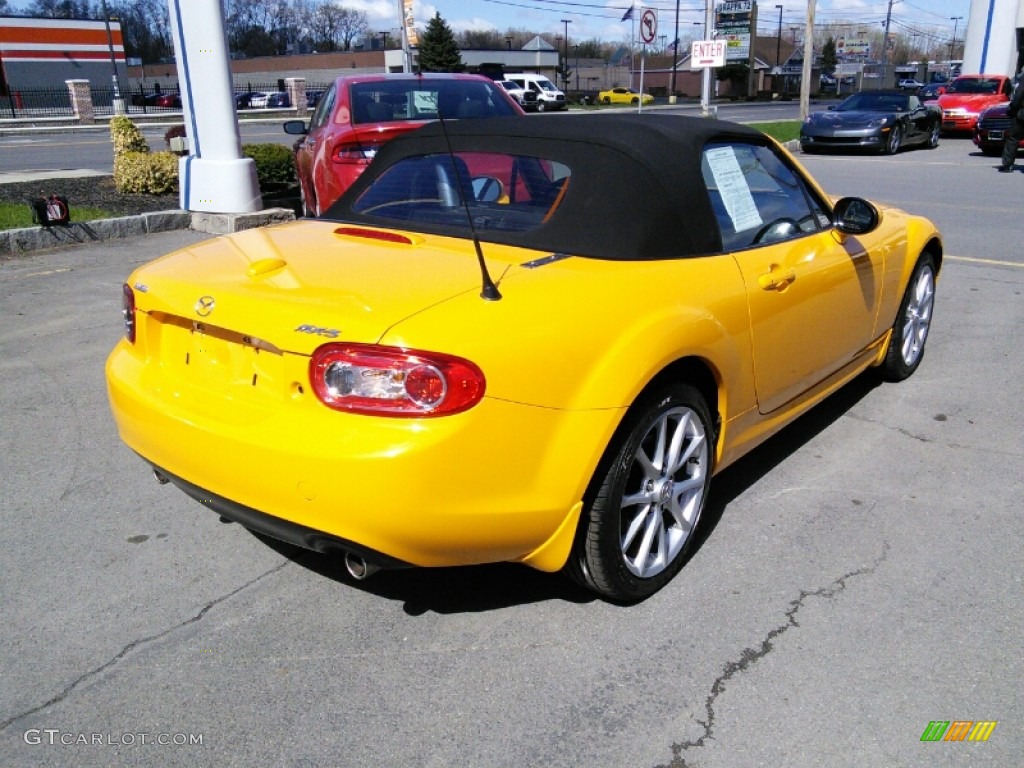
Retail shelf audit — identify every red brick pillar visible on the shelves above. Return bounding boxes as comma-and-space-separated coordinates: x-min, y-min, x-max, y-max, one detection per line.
285, 77, 307, 114
66, 79, 96, 125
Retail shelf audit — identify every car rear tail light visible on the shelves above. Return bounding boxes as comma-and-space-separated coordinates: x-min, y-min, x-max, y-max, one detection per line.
122, 283, 136, 343
334, 142, 379, 163
310, 343, 485, 417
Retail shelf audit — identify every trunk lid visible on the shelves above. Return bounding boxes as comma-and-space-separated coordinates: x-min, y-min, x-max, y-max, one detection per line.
130, 220, 505, 355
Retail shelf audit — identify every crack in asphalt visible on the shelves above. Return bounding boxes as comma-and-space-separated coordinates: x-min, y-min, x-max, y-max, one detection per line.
0, 560, 289, 733
657, 543, 890, 768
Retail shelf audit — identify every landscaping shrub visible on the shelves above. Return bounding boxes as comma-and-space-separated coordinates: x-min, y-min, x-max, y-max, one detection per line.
110, 116, 179, 195
242, 143, 296, 188
164, 124, 188, 156
110, 115, 149, 155
114, 151, 179, 195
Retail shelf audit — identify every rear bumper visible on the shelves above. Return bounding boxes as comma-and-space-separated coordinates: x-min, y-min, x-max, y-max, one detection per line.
106, 340, 618, 572
151, 462, 412, 570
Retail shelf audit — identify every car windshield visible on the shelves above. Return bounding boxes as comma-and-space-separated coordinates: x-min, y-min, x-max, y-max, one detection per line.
348, 151, 571, 234
349, 80, 519, 123
947, 77, 1000, 94
837, 92, 910, 112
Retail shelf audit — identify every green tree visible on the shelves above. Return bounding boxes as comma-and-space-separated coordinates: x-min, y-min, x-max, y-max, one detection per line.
417, 13, 463, 73
716, 62, 749, 96
821, 36, 838, 76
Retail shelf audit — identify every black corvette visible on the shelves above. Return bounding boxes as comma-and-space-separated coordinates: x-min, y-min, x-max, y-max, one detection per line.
800, 90, 942, 154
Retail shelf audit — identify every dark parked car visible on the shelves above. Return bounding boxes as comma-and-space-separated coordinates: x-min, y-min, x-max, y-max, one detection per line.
919, 83, 947, 101
800, 90, 942, 154
973, 102, 1024, 156
265, 91, 291, 108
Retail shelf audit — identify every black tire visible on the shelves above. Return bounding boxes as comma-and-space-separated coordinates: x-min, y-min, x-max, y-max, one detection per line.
631, 97, 639, 105
536, 101, 546, 112
601, 96, 611, 105
567, 384, 713, 602
926, 122, 940, 149
885, 125, 903, 155
880, 252, 936, 381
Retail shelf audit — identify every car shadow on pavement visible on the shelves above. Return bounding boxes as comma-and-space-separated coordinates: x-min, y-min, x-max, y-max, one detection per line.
255, 533, 597, 613
693, 371, 881, 555
248, 372, 881, 614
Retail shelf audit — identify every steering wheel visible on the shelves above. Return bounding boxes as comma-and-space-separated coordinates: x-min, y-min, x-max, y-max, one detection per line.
753, 218, 801, 244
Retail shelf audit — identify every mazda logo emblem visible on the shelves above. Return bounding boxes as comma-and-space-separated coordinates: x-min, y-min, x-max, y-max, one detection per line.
194, 295, 216, 317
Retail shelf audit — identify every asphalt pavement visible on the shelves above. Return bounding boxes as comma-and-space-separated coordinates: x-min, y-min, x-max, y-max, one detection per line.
0, 133, 1021, 768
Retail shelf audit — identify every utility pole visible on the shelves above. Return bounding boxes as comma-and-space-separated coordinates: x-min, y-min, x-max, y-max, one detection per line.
882, 0, 894, 88
560, 19, 571, 93
800, 1, 816, 121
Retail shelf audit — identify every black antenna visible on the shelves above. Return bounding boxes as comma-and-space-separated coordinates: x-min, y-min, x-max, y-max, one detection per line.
435, 90, 502, 301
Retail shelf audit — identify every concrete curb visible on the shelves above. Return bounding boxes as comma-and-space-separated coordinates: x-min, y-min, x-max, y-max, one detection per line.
1, 207, 296, 258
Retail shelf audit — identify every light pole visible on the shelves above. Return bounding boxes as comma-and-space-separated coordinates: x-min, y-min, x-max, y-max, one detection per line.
574, 44, 580, 92
949, 16, 963, 64
560, 19, 572, 93
774, 5, 783, 69
669, 0, 680, 101
100, 0, 123, 114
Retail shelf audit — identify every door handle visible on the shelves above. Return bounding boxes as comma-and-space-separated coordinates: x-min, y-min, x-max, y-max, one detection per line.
758, 266, 796, 291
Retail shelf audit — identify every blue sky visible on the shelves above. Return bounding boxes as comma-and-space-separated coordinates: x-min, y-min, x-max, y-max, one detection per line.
393, 0, 974, 47
3, 0, 975, 49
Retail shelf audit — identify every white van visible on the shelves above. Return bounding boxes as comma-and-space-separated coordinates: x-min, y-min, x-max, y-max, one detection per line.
506, 73, 567, 111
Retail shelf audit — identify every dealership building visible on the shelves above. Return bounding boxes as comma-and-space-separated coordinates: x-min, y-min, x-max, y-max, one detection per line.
0, 15, 128, 94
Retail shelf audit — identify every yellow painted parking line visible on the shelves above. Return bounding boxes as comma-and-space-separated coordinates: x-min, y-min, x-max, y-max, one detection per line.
947, 254, 1024, 268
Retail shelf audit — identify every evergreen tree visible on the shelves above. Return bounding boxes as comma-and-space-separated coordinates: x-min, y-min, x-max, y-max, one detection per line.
417, 13, 463, 73
821, 36, 838, 76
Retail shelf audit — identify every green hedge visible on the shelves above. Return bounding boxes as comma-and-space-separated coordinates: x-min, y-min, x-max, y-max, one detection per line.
110, 119, 297, 197
241, 143, 295, 187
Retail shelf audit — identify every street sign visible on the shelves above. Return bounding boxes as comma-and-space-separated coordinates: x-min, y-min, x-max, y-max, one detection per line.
639, 8, 657, 45
690, 39, 726, 69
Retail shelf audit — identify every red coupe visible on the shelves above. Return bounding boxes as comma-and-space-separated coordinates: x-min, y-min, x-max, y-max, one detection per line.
283, 73, 524, 217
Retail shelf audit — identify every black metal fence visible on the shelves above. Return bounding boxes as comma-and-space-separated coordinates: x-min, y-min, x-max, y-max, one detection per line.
1, 82, 303, 121
0, 87, 73, 119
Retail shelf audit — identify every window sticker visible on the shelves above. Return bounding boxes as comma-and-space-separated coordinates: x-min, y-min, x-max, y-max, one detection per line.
705, 146, 762, 233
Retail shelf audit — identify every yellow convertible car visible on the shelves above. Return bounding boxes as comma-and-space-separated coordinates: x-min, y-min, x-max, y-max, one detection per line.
598, 87, 655, 106
106, 115, 941, 602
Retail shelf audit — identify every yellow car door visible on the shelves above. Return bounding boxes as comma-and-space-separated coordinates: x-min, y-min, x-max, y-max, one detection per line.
701, 141, 883, 414
733, 229, 882, 413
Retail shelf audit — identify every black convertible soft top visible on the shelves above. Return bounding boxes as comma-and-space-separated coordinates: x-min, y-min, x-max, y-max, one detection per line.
329, 114, 773, 260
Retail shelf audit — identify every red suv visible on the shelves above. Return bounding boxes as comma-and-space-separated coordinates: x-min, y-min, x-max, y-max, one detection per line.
937, 74, 1013, 133
284, 73, 524, 217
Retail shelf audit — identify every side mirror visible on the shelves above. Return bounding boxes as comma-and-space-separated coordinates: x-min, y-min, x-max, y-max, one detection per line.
283, 120, 309, 136
832, 197, 880, 235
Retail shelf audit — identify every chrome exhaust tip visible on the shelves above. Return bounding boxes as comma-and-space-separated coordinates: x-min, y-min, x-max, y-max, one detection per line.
344, 552, 380, 581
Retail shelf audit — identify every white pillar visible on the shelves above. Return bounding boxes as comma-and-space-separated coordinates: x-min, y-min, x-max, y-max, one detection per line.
167, 0, 261, 213
962, 0, 1024, 76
